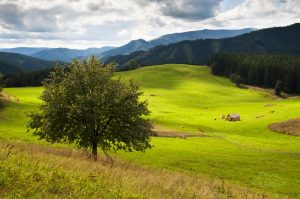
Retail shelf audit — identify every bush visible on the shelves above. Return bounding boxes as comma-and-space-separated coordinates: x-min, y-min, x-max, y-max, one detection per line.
275, 80, 283, 96
230, 73, 243, 87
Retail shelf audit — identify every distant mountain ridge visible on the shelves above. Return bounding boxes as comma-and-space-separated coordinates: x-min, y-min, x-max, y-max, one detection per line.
0, 52, 60, 74
149, 28, 255, 46
31, 48, 83, 62
100, 39, 153, 58
106, 23, 300, 68
0, 46, 116, 62
99, 28, 255, 59
31, 46, 116, 62
0, 47, 50, 56
0, 28, 254, 62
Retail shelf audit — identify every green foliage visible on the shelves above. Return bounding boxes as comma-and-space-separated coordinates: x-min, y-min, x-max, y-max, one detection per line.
211, 53, 300, 94
229, 73, 243, 87
122, 60, 139, 71
275, 80, 283, 96
27, 56, 152, 161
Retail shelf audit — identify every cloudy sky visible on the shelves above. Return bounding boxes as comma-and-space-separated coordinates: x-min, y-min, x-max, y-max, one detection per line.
0, 0, 299, 49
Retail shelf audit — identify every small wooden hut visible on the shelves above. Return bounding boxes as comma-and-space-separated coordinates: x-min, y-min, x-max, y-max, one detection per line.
226, 114, 240, 121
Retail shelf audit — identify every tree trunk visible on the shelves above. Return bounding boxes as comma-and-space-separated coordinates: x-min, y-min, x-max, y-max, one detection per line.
92, 142, 98, 161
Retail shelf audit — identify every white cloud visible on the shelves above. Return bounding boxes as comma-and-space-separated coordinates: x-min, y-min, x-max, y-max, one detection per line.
0, 0, 299, 48
212, 0, 300, 28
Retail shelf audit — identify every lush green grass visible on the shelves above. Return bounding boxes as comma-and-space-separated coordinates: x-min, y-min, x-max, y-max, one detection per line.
1, 64, 300, 198
0, 87, 42, 141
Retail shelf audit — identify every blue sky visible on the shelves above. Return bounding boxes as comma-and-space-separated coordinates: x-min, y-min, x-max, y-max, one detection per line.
0, 0, 299, 49
220, 0, 244, 11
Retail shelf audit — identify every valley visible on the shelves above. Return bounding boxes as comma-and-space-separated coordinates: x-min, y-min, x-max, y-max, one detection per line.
1, 64, 300, 198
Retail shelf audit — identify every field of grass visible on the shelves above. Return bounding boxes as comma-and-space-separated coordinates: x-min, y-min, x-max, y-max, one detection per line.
1, 64, 300, 198
0, 141, 269, 198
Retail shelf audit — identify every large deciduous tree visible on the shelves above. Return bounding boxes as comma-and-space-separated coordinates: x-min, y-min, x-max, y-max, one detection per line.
27, 56, 152, 161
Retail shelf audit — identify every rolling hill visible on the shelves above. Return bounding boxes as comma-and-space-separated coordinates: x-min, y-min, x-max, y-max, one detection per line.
99, 28, 254, 59
0, 52, 58, 74
107, 23, 300, 68
0, 60, 23, 74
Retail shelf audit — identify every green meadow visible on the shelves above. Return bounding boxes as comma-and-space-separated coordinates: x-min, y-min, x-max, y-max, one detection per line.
1, 64, 300, 198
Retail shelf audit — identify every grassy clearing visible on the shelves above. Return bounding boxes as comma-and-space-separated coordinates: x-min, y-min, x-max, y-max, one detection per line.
1, 64, 300, 198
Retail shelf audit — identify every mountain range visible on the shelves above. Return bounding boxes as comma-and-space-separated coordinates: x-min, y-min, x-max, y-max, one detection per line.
0, 47, 51, 56
0, 28, 253, 63
31, 46, 116, 62
106, 23, 300, 68
1, 24, 300, 74
0, 52, 59, 74
0, 46, 116, 63
99, 28, 254, 59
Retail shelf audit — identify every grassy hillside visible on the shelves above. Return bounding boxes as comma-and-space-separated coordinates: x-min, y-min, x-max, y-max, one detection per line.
1, 64, 300, 198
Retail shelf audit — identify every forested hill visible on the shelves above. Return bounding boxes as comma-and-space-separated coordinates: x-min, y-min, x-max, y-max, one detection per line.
107, 23, 300, 69
211, 53, 300, 94
0, 52, 59, 74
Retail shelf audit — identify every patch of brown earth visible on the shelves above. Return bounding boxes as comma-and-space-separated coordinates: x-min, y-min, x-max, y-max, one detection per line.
246, 85, 300, 99
0, 91, 18, 102
268, 118, 300, 136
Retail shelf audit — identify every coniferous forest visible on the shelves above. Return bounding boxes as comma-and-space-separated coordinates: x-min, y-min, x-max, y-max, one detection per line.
2, 68, 53, 87
211, 53, 300, 94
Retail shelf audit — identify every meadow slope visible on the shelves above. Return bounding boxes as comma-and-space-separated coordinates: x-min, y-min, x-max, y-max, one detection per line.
1, 64, 300, 198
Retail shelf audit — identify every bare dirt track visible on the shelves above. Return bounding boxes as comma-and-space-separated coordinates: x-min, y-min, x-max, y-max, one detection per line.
153, 131, 206, 138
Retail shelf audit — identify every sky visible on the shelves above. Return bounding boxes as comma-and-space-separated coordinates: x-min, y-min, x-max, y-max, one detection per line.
0, 0, 299, 49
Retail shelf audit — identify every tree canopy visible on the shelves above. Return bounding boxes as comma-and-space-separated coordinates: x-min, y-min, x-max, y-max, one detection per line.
27, 56, 152, 161
230, 73, 243, 87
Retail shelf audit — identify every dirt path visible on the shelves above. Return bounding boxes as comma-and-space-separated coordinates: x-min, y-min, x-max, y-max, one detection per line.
152, 130, 206, 138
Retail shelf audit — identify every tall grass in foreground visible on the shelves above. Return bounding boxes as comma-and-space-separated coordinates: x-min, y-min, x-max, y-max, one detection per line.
0, 141, 278, 199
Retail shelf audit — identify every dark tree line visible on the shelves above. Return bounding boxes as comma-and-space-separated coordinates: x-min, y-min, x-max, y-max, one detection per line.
211, 53, 300, 94
2, 60, 141, 87
0, 72, 3, 91
2, 68, 53, 87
